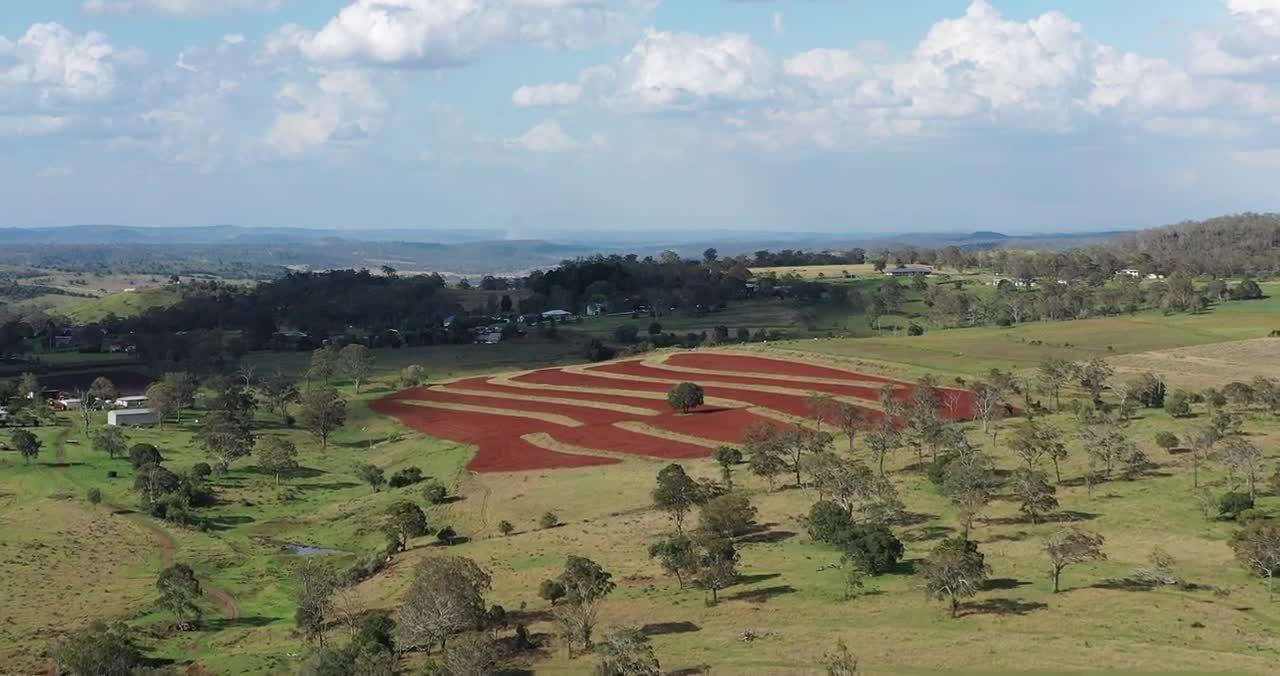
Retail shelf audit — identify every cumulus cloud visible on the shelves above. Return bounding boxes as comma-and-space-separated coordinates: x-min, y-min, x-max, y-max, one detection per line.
0, 23, 135, 105
1190, 0, 1280, 75
512, 82, 582, 107
82, 0, 284, 16
264, 69, 387, 156
505, 119, 585, 152
267, 0, 645, 68
514, 0, 1280, 149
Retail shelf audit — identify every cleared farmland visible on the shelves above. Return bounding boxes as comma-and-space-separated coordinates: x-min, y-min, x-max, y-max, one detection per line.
372, 352, 975, 472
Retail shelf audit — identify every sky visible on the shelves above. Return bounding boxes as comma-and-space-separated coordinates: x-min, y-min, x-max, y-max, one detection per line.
2, 0, 1280, 237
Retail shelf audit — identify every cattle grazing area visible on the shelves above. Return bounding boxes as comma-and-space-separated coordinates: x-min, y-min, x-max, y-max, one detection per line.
372, 353, 975, 472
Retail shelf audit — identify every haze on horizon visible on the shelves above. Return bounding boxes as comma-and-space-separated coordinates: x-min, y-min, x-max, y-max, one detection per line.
2, 0, 1280, 236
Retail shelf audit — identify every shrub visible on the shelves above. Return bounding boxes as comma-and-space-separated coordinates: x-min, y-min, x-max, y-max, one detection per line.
388, 467, 425, 488
128, 443, 163, 469
498, 520, 515, 536
421, 480, 448, 504
907, 324, 924, 336
584, 339, 615, 362
106, 470, 119, 479
648, 322, 663, 336
191, 462, 213, 479
1218, 492, 1255, 520
1164, 390, 1192, 417
86, 487, 102, 506
436, 526, 458, 546
612, 324, 640, 344
1154, 431, 1180, 450
539, 511, 560, 529
835, 523, 904, 575
539, 579, 566, 605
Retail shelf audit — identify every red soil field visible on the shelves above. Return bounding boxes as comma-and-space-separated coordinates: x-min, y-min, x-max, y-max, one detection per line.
372, 354, 977, 472
369, 393, 617, 473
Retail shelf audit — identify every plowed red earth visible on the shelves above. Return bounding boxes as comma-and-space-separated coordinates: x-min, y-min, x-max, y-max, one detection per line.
372, 354, 976, 472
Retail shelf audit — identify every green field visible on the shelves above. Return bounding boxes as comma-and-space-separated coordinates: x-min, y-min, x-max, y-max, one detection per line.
4, 287, 1280, 673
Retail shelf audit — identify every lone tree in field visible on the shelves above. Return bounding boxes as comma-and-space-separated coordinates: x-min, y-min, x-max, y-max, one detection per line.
969, 380, 1006, 440
921, 537, 989, 618
864, 417, 900, 477
648, 533, 698, 588
553, 555, 616, 656
699, 492, 757, 539
385, 501, 430, 552
1011, 468, 1058, 524
1221, 437, 1264, 501
259, 370, 299, 421
340, 344, 376, 393
12, 429, 41, 464
197, 410, 254, 473
1075, 358, 1113, 406
394, 555, 491, 653
256, 436, 300, 485
1037, 357, 1071, 410
1231, 520, 1280, 600
694, 534, 739, 604
835, 402, 864, 452
307, 346, 340, 385
293, 559, 337, 646
357, 463, 385, 491
1044, 527, 1106, 593
942, 454, 997, 537
145, 381, 179, 430
400, 364, 429, 388
652, 463, 704, 532
156, 563, 202, 622
92, 426, 128, 460
297, 386, 347, 450
808, 391, 836, 431
596, 626, 661, 676
667, 382, 705, 414
52, 621, 143, 676
713, 445, 742, 489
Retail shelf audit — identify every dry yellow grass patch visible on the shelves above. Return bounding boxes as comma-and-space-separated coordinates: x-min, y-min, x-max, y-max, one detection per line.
645, 353, 902, 389
395, 399, 582, 427
1109, 337, 1280, 389
612, 421, 723, 449
519, 432, 647, 463
437, 385, 659, 417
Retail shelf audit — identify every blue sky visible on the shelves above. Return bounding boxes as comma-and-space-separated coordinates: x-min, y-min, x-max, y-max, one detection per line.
2, 0, 1278, 236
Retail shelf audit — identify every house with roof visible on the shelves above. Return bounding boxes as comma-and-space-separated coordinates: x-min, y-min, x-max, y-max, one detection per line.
886, 266, 933, 277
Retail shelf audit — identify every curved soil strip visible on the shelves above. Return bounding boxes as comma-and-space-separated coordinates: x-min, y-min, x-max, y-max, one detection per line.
520, 432, 650, 463
637, 408, 772, 445
651, 354, 898, 388
614, 421, 722, 449
438, 383, 659, 417
664, 351, 903, 383
492, 373, 748, 410
587, 360, 893, 407
552, 424, 710, 460
395, 398, 585, 427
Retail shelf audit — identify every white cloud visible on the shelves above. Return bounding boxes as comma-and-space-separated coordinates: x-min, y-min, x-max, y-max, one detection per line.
264, 69, 386, 156
0, 115, 69, 136
268, 0, 644, 68
772, 11, 785, 36
1189, 0, 1280, 75
512, 82, 581, 107
0, 23, 134, 105
505, 119, 604, 153
82, 0, 284, 16
514, 0, 1280, 149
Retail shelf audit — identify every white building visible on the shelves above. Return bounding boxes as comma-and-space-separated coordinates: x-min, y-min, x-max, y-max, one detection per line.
107, 408, 161, 427
1118, 269, 1141, 278
114, 395, 149, 409
55, 398, 83, 411
541, 309, 574, 320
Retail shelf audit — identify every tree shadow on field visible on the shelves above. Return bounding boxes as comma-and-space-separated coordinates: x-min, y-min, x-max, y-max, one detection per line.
983, 530, 1031, 543
902, 524, 953, 543
984, 578, 1030, 591
734, 572, 781, 586
981, 510, 1098, 527
892, 511, 937, 527
736, 529, 794, 544
507, 608, 553, 625
202, 615, 274, 631
961, 598, 1047, 617
247, 465, 327, 480
299, 481, 361, 492
205, 514, 255, 531
1091, 577, 1158, 592
337, 435, 396, 449
724, 585, 796, 604
665, 666, 712, 676
641, 621, 700, 636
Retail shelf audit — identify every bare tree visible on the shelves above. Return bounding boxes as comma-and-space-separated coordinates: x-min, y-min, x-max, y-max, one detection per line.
1044, 527, 1106, 593
1222, 437, 1264, 501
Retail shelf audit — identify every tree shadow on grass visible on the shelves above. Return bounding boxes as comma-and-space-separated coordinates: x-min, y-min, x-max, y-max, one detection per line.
981, 510, 1098, 527
902, 524, 953, 543
892, 511, 937, 527
641, 621, 700, 636
336, 436, 397, 449
299, 481, 361, 492
201, 615, 275, 631
245, 465, 327, 480
960, 598, 1047, 617
736, 529, 794, 544
984, 578, 1030, 591
205, 514, 255, 531
506, 608, 552, 625
1091, 577, 1159, 592
983, 531, 1032, 543
734, 572, 781, 586
723, 585, 796, 603
665, 666, 712, 676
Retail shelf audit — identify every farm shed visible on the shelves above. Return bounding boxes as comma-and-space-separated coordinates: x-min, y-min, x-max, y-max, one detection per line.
114, 395, 149, 409
107, 408, 160, 427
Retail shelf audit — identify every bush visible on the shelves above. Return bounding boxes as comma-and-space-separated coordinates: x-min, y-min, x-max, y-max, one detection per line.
1164, 390, 1192, 417
128, 443, 163, 469
806, 501, 852, 544
612, 324, 640, 344
422, 480, 448, 504
106, 470, 119, 479
388, 467, 425, 488
835, 523, 904, 575
1236, 508, 1268, 523
1154, 431, 1180, 450
907, 324, 924, 336
926, 452, 957, 486
86, 487, 102, 506
498, 520, 515, 536
648, 322, 663, 336
1218, 492, 1255, 520
584, 339, 615, 362
436, 526, 457, 545
539, 511, 560, 529
191, 462, 213, 479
